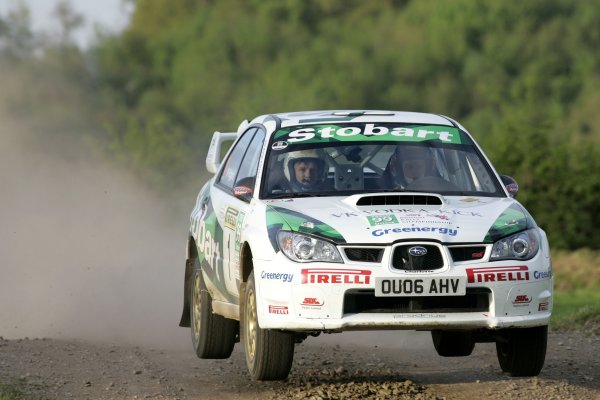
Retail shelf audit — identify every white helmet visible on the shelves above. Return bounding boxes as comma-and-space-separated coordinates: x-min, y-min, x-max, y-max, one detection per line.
283, 149, 327, 187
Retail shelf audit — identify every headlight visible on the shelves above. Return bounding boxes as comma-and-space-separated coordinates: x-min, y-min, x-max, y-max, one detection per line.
490, 228, 540, 261
277, 231, 343, 263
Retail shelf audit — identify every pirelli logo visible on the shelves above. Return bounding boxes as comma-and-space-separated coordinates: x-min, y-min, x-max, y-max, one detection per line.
465, 266, 529, 283
301, 268, 371, 285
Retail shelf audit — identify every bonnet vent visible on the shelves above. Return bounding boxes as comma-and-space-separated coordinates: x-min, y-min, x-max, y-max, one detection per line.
356, 195, 443, 206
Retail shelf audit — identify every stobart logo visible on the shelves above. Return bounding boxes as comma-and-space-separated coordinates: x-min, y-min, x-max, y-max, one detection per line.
284, 124, 460, 144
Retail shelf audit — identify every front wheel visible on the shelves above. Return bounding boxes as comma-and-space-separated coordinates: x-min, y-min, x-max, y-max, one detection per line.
190, 265, 237, 359
242, 271, 294, 381
496, 326, 547, 377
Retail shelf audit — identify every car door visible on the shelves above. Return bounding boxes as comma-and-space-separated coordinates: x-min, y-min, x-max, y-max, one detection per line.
210, 127, 265, 302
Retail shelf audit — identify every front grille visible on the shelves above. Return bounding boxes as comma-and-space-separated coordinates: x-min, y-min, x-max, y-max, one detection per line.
356, 195, 442, 206
449, 246, 486, 262
392, 245, 444, 270
344, 248, 384, 263
343, 288, 490, 314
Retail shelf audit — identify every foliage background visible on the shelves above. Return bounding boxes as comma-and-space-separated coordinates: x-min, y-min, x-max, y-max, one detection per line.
1, 0, 599, 250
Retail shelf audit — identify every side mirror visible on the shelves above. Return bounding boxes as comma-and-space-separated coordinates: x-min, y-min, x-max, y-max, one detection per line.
500, 175, 519, 197
233, 186, 253, 202
233, 177, 255, 202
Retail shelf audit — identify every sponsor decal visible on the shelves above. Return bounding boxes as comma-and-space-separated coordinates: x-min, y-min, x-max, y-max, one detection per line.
234, 211, 245, 251
268, 305, 289, 315
505, 182, 519, 195
460, 197, 481, 202
266, 206, 346, 251
538, 302, 549, 311
261, 271, 294, 283
484, 203, 533, 242
403, 269, 436, 274
196, 220, 221, 273
466, 266, 529, 283
367, 215, 399, 226
301, 221, 315, 229
393, 313, 447, 319
275, 124, 461, 144
301, 268, 371, 285
233, 186, 252, 197
301, 297, 324, 308
271, 141, 288, 150
533, 270, 552, 279
372, 226, 459, 237
512, 294, 532, 306
332, 208, 483, 218
224, 207, 239, 230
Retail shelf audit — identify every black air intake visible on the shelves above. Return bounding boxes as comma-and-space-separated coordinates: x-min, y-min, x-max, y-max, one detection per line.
344, 248, 384, 263
356, 195, 442, 206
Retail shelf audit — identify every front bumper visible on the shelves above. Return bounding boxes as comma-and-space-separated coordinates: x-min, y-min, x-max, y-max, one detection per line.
252, 249, 553, 332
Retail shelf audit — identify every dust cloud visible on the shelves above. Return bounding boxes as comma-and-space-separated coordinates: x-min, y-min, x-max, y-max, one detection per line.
0, 116, 430, 354
0, 117, 191, 350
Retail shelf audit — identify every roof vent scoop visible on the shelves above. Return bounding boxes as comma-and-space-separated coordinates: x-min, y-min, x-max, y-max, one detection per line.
356, 194, 443, 206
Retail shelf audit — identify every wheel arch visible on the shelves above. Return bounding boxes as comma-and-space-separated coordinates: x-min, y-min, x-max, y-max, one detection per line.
240, 241, 254, 284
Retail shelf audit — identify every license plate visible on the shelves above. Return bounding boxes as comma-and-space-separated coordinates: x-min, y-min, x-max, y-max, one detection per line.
375, 277, 466, 297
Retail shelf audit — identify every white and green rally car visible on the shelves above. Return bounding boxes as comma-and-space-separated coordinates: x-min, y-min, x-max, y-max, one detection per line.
179, 110, 553, 381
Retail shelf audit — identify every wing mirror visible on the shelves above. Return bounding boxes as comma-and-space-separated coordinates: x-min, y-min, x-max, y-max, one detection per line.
233, 177, 255, 202
500, 175, 519, 197
233, 186, 253, 202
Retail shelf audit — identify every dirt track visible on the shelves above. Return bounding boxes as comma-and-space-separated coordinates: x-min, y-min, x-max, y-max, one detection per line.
1, 329, 598, 400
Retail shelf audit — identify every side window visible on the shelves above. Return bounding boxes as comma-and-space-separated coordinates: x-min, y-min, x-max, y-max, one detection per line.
234, 128, 265, 189
217, 128, 257, 189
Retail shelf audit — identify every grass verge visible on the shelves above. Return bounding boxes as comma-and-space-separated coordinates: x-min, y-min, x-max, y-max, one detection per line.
0, 385, 24, 400
551, 290, 600, 334
551, 249, 600, 334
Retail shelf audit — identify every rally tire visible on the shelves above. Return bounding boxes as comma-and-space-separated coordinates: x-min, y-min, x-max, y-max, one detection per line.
190, 263, 237, 359
242, 271, 294, 381
431, 330, 475, 357
496, 326, 547, 377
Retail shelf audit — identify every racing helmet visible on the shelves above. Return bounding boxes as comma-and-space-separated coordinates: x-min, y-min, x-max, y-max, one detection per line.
283, 149, 327, 187
389, 145, 436, 185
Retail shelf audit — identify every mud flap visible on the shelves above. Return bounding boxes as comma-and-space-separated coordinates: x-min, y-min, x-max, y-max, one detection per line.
179, 258, 195, 327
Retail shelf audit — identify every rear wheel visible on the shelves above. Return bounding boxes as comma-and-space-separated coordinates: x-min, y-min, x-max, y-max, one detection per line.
431, 330, 475, 357
190, 264, 237, 359
242, 271, 294, 380
496, 326, 547, 377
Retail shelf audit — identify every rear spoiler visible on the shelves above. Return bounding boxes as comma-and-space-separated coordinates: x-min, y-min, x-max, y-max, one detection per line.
205, 131, 237, 174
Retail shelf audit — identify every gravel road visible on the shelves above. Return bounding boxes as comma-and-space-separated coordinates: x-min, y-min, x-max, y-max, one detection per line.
1, 329, 598, 400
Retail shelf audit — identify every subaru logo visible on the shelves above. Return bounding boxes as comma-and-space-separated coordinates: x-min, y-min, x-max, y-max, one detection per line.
408, 246, 428, 257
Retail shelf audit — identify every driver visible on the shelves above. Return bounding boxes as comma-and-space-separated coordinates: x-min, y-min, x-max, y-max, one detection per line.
283, 149, 328, 192
383, 145, 437, 189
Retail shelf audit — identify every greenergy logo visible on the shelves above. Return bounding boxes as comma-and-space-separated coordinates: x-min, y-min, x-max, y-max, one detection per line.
301, 268, 371, 285
465, 266, 529, 283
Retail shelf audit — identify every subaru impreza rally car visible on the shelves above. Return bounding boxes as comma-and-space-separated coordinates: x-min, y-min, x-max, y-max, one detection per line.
179, 110, 553, 381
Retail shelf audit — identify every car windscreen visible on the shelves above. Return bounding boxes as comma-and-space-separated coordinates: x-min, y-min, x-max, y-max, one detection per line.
261, 123, 504, 198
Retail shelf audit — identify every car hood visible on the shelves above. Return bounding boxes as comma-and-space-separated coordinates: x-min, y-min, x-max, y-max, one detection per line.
264, 194, 533, 244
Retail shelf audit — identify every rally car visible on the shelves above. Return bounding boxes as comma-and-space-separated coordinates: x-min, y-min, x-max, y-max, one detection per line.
179, 110, 553, 381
